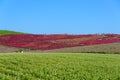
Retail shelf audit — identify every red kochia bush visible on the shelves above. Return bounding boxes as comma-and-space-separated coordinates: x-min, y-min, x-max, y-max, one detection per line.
0, 34, 120, 50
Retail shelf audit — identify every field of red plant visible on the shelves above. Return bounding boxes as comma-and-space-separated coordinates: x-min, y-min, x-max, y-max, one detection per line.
0, 34, 120, 50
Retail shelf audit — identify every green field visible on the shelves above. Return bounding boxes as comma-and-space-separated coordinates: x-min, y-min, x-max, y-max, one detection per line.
0, 53, 120, 80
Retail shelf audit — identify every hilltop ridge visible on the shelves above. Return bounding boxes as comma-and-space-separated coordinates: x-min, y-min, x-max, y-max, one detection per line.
0, 30, 24, 35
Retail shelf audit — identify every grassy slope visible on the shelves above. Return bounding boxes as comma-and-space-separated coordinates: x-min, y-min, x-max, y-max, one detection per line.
0, 53, 120, 80
0, 30, 23, 35
45, 43, 120, 53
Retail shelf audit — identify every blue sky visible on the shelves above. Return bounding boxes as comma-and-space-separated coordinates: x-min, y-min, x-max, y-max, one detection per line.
0, 0, 120, 34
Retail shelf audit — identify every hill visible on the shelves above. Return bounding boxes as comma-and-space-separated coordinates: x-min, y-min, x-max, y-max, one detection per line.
0, 30, 120, 53
0, 30, 24, 35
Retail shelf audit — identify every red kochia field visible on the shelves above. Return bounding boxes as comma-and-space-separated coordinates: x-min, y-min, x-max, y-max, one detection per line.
0, 34, 120, 50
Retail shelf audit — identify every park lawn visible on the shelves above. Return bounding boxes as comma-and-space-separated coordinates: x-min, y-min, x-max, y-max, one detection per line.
0, 53, 120, 80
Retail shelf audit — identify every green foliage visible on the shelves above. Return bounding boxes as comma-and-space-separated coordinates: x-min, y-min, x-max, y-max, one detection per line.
0, 53, 120, 80
0, 30, 24, 35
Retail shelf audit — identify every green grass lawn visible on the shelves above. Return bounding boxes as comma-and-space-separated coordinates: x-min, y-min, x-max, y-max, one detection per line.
0, 53, 120, 80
